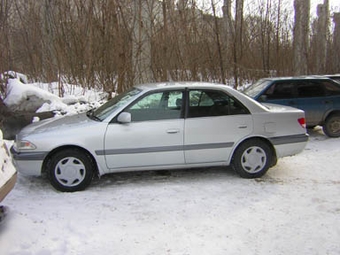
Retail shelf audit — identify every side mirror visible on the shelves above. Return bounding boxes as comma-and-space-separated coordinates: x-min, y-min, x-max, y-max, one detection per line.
117, 112, 131, 124
259, 95, 267, 102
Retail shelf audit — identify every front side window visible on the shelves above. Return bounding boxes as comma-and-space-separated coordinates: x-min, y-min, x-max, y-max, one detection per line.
263, 82, 295, 99
92, 88, 142, 121
126, 90, 183, 122
188, 90, 249, 118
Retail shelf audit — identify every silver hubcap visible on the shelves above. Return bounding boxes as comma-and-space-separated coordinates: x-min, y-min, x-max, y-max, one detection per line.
55, 157, 86, 187
241, 146, 267, 173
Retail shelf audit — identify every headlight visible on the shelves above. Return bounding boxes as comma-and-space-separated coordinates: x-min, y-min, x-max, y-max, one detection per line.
14, 140, 37, 150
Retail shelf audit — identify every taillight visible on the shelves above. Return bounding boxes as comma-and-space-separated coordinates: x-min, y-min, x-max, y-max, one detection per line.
298, 118, 306, 129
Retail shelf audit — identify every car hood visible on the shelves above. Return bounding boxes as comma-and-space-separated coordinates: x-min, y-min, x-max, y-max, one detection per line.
18, 113, 93, 137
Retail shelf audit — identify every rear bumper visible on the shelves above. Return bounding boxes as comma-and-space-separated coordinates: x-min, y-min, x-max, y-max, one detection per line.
272, 134, 309, 158
0, 172, 17, 203
269, 133, 309, 146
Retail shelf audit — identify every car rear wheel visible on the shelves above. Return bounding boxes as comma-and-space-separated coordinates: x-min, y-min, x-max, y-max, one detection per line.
323, 114, 340, 137
47, 148, 95, 192
232, 139, 272, 178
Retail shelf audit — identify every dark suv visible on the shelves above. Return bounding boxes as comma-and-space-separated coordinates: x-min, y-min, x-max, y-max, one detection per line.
244, 76, 340, 137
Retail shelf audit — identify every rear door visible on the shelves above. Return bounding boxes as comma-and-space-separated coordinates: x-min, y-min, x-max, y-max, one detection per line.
295, 81, 331, 126
184, 89, 253, 164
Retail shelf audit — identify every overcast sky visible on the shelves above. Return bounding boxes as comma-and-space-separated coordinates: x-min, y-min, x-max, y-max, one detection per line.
308, 0, 339, 15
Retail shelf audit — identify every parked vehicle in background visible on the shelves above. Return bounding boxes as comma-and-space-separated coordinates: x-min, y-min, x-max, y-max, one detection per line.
11, 82, 308, 192
244, 76, 340, 137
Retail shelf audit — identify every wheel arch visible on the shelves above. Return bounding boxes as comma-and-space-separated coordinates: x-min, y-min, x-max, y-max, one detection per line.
42, 145, 99, 176
231, 136, 277, 167
324, 110, 340, 123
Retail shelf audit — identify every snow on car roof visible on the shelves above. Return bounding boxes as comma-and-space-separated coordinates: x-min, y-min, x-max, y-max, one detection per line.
260, 75, 333, 81
134, 81, 233, 92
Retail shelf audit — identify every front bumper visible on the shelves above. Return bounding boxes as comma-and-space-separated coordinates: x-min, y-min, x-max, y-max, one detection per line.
10, 146, 45, 176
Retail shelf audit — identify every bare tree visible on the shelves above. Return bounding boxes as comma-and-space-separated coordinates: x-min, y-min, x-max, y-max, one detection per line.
315, 1, 329, 74
332, 13, 340, 73
132, 0, 155, 85
293, 0, 310, 75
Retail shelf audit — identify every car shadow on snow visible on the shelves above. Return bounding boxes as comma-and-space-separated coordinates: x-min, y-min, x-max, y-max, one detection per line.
13, 167, 239, 193
90, 166, 238, 190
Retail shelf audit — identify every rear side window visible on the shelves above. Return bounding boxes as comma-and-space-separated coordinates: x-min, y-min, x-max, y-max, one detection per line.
297, 82, 325, 98
188, 90, 249, 118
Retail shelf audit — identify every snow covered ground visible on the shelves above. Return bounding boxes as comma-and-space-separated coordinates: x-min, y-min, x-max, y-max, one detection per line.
0, 78, 340, 254
0, 128, 340, 255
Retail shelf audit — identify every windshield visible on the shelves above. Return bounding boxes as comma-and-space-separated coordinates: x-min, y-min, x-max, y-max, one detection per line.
243, 79, 271, 98
91, 88, 142, 121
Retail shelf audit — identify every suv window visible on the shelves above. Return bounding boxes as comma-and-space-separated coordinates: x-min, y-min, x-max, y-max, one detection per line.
127, 90, 183, 122
297, 81, 325, 98
323, 81, 340, 95
264, 82, 295, 99
188, 90, 249, 117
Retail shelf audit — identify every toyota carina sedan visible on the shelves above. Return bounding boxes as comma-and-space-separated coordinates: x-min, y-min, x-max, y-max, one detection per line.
11, 82, 308, 192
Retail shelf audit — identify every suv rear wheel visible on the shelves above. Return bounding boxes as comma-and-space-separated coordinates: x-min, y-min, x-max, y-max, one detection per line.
323, 114, 340, 137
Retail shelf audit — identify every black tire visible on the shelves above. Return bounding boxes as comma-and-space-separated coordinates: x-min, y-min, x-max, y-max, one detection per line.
47, 148, 95, 192
232, 139, 272, 178
323, 114, 340, 137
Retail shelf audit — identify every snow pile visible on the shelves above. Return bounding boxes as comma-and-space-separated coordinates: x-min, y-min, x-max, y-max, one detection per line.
0, 130, 16, 189
4, 78, 107, 115
4, 79, 64, 112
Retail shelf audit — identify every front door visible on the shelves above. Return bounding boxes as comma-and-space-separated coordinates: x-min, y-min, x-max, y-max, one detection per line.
104, 90, 185, 169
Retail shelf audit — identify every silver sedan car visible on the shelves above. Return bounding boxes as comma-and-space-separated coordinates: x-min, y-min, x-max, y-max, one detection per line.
11, 82, 308, 192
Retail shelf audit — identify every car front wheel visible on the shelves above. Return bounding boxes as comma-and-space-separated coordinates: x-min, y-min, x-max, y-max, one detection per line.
323, 114, 340, 137
47, 148, 95, 192
232, 139, 272, 178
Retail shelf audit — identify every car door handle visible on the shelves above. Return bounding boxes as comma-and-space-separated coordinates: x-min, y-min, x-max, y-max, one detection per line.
238, 125, 248, 129
167, 129, 180, 134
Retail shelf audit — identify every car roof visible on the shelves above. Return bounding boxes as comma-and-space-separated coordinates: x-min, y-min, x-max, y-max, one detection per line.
134, 81, 233, 92
259, 75, 333, 82
324, 74, 340, 78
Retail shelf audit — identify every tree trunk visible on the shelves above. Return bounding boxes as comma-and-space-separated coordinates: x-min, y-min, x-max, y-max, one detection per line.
293, 0, 310, 75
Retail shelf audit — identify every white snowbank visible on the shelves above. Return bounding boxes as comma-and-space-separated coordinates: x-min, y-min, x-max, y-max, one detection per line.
4, 79, 63, 112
